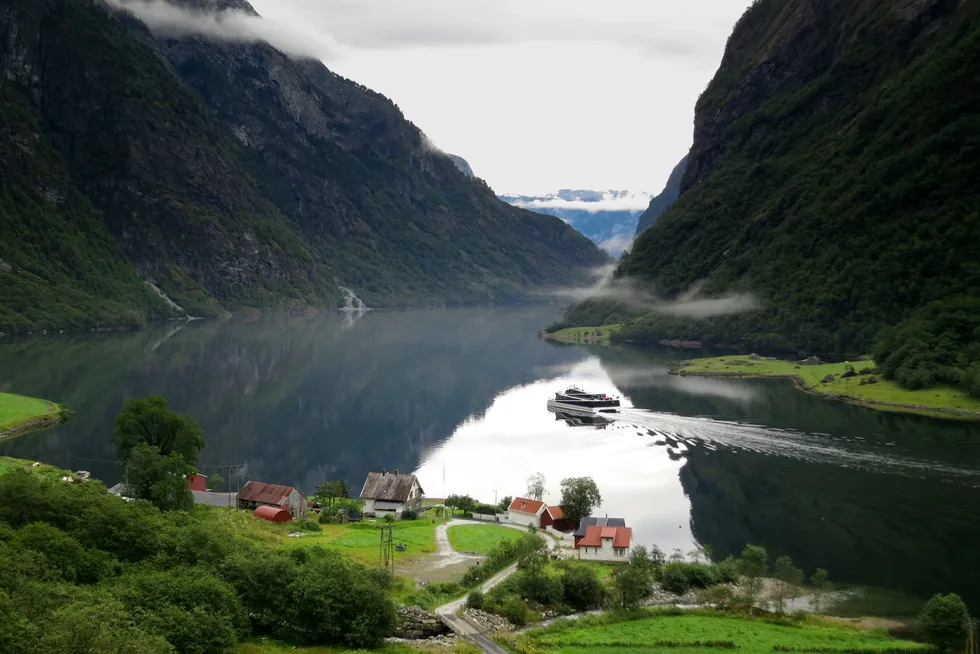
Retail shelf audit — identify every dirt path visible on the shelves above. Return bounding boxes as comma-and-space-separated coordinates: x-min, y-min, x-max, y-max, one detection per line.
396, 519, 485, 582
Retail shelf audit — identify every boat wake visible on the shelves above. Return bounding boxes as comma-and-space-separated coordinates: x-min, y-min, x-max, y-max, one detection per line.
608, 407, 980, 485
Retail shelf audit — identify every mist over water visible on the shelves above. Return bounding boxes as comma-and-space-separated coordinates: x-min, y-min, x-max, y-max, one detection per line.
1, 307, 978, 608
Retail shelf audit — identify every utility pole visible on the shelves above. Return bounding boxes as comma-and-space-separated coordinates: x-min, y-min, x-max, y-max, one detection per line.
379, 524, 394, 572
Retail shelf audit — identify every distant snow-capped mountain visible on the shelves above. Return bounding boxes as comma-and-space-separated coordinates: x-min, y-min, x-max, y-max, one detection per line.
499, 189, 651, 257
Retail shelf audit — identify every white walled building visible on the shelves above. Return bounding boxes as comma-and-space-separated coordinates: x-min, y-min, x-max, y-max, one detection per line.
359, 470, 424, 518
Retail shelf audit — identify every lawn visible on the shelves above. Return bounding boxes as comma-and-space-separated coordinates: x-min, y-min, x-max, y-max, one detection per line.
446, 524, 522, 554
547, 324, 622, 345
547, 558, 620, 583
0, 392, 60, 433
0, 456, 71, 481
199, 507, 440, 566
675, 356, 980, 419
509, 610, 928, 653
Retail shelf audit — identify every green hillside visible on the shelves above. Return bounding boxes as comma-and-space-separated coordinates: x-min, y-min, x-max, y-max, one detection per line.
0, 0, 606, 332
604, 0, 980, 395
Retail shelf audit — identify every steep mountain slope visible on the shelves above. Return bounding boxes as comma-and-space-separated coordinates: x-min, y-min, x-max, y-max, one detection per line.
0, 0, 606, 332
500, 190, 647, 256
633, 156, 687, 237
613, 0, 980, 387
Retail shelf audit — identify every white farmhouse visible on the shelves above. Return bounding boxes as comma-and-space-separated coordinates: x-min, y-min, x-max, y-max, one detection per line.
359, 469, 424, 518
575, 521, 632, 562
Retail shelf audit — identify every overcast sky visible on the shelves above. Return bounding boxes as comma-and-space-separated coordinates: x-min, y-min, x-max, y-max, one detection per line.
154, 0, 754, 195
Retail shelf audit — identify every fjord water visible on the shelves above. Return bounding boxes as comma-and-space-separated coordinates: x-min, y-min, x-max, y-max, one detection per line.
1, 307, 978, 608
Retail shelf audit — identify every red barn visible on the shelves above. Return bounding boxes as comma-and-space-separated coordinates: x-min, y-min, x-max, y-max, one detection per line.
187, 474, 207, 492
253, 505, 292, 522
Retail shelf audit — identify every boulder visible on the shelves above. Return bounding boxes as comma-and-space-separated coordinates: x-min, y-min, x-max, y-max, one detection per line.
393, 605, 450, 639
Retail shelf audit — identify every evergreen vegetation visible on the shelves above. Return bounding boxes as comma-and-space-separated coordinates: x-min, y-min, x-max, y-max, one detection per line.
564, 0, 980, 398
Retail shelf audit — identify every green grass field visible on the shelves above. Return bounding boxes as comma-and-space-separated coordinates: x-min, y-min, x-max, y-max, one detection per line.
446, 524, 523, 554
0, 456, 70, 481
201, 508, 438, 565
675, 356, 980, 419
509, 611, 927, 654
547, 324, 622, 345
0, 392, 60, 433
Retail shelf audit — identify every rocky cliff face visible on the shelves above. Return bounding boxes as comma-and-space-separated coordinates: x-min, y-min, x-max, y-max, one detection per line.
633, 156, 687, 237
0, 0, 606, 331
617, 0, 979, 353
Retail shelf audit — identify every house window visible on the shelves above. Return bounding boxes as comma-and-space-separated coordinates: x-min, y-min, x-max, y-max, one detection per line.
614, 547, 626, 556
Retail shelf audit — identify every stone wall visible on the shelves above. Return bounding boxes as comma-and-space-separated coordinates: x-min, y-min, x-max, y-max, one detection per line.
394, 605, 450, 639
462, 608, 514, 634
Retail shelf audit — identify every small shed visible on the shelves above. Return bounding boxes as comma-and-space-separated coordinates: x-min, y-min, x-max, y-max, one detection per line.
253, 505, 292, 522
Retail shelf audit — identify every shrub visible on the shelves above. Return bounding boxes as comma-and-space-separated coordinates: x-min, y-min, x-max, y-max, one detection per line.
466, 590, 484, 610
500, 596, 531, 626
401, 510, 417, 520
661, 563, 692, 594
661, 562, 720, 594
919, 593, 969, 651
696, 584, 737, 610
562, 565, 605, 611
518, 568, 563, 607
296, 519, 321, 532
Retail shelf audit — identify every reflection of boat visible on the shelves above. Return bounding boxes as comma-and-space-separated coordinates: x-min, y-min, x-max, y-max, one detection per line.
547, 387, 621, 415
548, 407, 612, 429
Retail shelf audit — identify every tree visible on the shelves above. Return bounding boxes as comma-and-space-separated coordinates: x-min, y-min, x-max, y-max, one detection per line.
445, 494, 475, 516
738, 544, 768, 608
562, 565, 605, 610
112, 396, 204, 465
810, 568, 830, 613
773, 555, 804, 613
611, 547, 654, 609
316, 480, 350, 507
497, 495, 513, 513
125, 443, 194, 511
919, 593, 970, 652
526, 473, 547, 501
559, 477, 602, 529
209, 472, 225, 492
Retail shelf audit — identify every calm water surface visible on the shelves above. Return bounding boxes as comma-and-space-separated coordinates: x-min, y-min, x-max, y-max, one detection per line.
1, 307, 978, 608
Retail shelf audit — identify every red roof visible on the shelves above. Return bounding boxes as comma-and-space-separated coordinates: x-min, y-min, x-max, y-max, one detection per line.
508, 497, 545, 515
238, 481, 296, 507
253, 505, 292, 522
547, 505, 563, 519
576, 525, 632, 549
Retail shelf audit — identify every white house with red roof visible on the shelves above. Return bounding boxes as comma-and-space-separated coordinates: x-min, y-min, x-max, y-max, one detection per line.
507, 497, 566, 529
575, 518, 632, 562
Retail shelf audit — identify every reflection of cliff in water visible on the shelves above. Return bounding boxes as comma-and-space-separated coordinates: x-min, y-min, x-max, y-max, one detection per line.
679, 445, 980, 610
0, 308, 584, 492
592, 345, 980, 610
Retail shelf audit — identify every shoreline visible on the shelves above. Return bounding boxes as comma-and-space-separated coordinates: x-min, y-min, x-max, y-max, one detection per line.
0, 393, 69, 439
670, 356, 980, 421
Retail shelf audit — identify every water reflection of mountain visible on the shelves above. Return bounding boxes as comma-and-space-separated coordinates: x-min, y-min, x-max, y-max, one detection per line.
0, 308, 585, 492
594, 345, 980, 610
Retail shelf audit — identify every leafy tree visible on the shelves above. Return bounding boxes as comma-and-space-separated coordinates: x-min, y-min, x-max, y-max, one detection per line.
919, 593, 970, 652
526, 473, 547, 501
773, 555, 804, 613
810, 568, 830, 613
112, 396, 204, 465
466, 590, 484, 610
497, 495, 513, 513
517, 555, 563, 606
738, 544, 768, 607
125, 443, 194, 511
445, 494, 475, 516
562, 565, 605, 611
315, 480, 350, 507
612, 547, 655, 609
208, 472, 225, 492
36, 596, 174, 654
558, 477, 602, 529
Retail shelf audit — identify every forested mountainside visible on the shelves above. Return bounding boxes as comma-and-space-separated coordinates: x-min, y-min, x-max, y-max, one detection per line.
0, 0, 605, 333
633, 156, 687, 237
578, 0, 980, 395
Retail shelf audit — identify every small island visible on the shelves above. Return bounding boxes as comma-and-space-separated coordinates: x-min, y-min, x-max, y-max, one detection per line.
0, 392, 69, 438
672, 356, 980, 420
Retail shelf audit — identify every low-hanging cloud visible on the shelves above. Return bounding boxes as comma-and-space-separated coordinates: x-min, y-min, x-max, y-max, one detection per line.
506, 191, 653, 214
548, 265, 760, 319
598, 234, 634, 256
105, 0, 344, 60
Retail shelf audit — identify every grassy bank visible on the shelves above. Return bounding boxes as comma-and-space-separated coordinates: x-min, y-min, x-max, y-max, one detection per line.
673, 356, 980, 420
0, 392, 65, 436
543, 324, 622, 345
447, 524, 523, 554
0, 456, 70, 480
504, 609, 928, 654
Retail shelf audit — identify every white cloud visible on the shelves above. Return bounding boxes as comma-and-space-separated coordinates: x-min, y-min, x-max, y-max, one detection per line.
598, 233, 634, 256
507, 191, 652, 214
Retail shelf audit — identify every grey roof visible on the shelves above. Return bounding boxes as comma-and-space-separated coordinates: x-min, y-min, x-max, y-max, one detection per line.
107, 482, 135, 498
359, 471, 422, 502
192, 490, 238, 507
574, 516, 626, 537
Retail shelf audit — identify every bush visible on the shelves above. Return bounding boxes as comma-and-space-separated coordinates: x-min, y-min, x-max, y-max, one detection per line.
661, 562, 720, 594
500, 596, 531, 626
919, 593, 969, 651
661, 563, 692, 594
466, 590, 484, 610
296, 519, 321, 532
562, 565, 605, 611
401, 510, 417, 521
696, 584, 737, 610
518, 568, 564, 607
460, 533, 544, 586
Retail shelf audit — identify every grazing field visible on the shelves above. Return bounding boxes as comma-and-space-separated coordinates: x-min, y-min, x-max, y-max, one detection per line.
447, 524, 523, 554
508, 610, 928, 654
0, 456, 70, 481
0, 392, 60, 433
201, 508, 439, 565
675, 356, 980, 419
